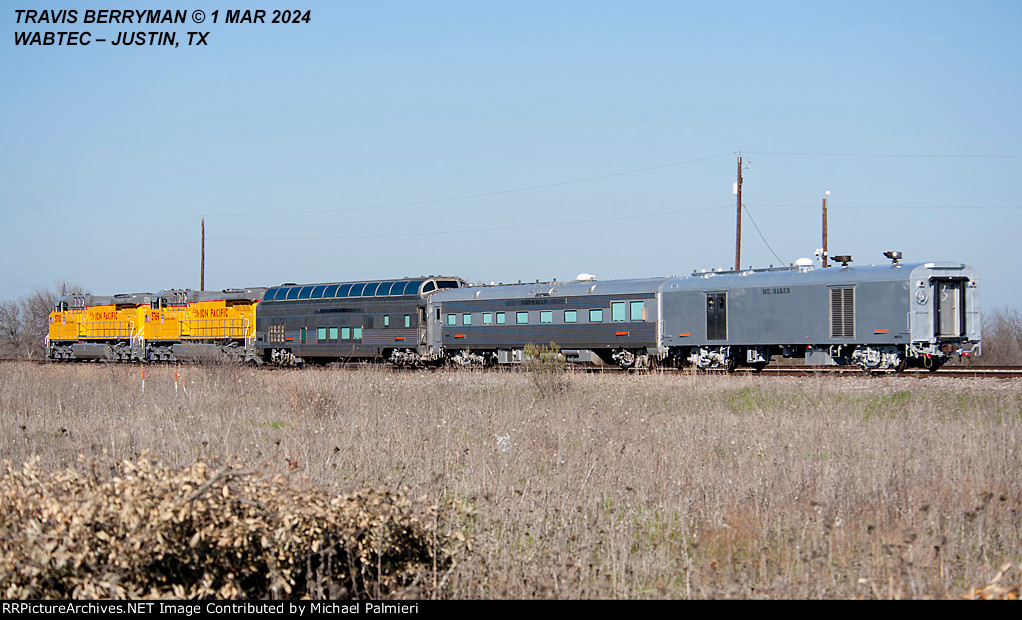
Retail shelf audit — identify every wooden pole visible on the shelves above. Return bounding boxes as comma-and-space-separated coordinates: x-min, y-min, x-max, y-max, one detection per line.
822, 195, 829, 268
735, 154, 742, 271
201, 217, 205, 290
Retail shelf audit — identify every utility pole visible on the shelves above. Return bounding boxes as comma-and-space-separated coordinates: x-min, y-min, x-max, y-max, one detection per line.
821, 192, 829, 268
735, 153, 743, 271
200, 217, 205, 290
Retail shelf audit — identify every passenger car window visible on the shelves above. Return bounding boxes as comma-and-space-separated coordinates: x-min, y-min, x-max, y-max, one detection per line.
630, 301, 644, 321
612, 302, 625, 322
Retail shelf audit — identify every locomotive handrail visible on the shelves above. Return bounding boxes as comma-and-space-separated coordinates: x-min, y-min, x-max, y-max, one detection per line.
244, 318, 254, 351
185, 318, 247, 339
82, 320, 134, 339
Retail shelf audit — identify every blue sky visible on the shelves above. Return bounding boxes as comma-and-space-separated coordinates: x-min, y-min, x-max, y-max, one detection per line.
3, 1, 1021, 309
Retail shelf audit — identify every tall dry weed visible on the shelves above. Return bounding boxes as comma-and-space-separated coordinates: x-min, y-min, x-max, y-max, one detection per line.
1, 364, 1019, 599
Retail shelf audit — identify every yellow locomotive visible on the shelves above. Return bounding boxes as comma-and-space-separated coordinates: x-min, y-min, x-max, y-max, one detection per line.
48, 292, 149, 361
48, 288, 265, 362
144, 288, 264, 362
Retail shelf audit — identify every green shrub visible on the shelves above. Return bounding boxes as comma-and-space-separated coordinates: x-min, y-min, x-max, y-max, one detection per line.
521, 342, 569, 398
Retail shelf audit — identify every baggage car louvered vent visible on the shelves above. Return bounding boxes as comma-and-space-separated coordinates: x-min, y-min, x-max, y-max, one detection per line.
829, 287, 854, 339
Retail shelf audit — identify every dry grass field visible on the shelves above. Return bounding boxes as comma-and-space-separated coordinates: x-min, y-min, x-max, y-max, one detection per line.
1, 362, 1020, 599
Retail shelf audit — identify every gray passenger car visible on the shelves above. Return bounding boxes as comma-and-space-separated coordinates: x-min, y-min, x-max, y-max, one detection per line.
256, 277, 463, 366
428, 256, 980, 371
429, 278, 667, 367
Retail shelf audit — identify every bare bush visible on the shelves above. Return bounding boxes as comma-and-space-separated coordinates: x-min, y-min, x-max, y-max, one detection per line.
0, 281, 86, 359
0, 301, 26, 359
0, 456, 457, 599
980, 307, 1022, 365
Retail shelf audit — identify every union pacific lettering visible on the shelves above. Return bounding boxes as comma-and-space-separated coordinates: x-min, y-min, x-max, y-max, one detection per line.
91, 311, 118, 321
196, 308, 230, 319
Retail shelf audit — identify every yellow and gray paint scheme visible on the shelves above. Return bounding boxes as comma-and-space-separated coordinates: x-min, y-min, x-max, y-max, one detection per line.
47, 288, 266, 362
48, 292, 151, 361
44, 253, 981, 372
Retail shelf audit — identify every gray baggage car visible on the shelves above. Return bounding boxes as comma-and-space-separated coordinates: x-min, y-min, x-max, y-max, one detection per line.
429, 256, 980, 371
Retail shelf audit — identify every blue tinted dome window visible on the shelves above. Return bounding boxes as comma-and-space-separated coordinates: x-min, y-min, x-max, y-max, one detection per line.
275, 280, 430, 299
401, 280, 424, 295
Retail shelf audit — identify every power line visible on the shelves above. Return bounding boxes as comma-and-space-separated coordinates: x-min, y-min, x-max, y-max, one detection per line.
742, 203, 785, 266
66, 217, 201, 281
210, 205, 732, 242
207, 152, 735, 218
93, 242, 200, 291
745, 151, 1022, 159
747, 203, 1022, 210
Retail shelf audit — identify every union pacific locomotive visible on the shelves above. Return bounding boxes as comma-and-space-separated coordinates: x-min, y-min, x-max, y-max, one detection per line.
46, 253, 981, 371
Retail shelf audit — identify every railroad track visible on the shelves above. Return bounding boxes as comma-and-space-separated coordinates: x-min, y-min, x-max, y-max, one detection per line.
728, 365, 1022, 378
5, 357, 1022, 378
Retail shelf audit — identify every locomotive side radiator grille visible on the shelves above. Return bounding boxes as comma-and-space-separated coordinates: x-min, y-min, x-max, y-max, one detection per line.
830, 287, 854, 339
